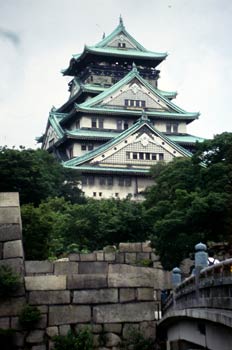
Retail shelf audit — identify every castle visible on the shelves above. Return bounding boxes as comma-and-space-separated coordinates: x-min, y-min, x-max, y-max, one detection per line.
39, 17, 203, 199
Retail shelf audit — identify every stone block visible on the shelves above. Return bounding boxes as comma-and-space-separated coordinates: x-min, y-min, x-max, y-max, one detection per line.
29, 290, 70, 305
109, 264, 166, 289
115, 252, 125, 264
67, 274, 107, 289
37, 305, 48, 314
0, 207, 21, 224
139, 321, 156, 340
46, 326, 59, 338
25, 261, 53, 274
32, 345, 46, 350
78, 261, 108, 274
11, 317, 21, 330
25, 275, 66, 290
153, 261, 163, 268
93, 302, 156, 323
0, 224, 21, 241
104, 323, 122, 334
103, 245, 116, 253
142, 242, 152, 253
73, 288, 118, 304
26, 330, 44, 343
136, 252, 151, 261
54, 261, 78, 275
93, 324, 103, 333
13, 332, 25, 347
104, 252, 116, 261
125, 253, 136, 264
119, 243, 142, 252
59, 324, 71, 336
49, 305, 91, 325
122, 323, 139, 339
80, 253, 96, 261
105, 333, 121, 347
37, 314, 47, 329
0, 192, 19, 207
68, 253, 80, 261
96, 251, 104, 261
0, 258, 25, 274
119, 288, 136, 302
0, 297, 25, 316
137, 288, 154, 301
0, 242, 2, 259
75, 323, 92, 332
3, 240, 24, 258
0, 317, 10, 329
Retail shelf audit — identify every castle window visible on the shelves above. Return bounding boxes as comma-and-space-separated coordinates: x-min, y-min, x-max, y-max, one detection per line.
92, 118, 97, 128
159, 153, 164, 160
107, 177, 113, 186
124, 122, 128, 130
93, 192, 96, 197
117, 120, 122, 130
69, 147, 73, 158
99, 192, 102, 197
88, 176, 94, 185
139, 152, 144, 160
125, 99, 146, 108
126, 152, 130, 160
145, 153, 150, 160
99, 118, 104, 129
151, 153, 157, 160
166, 123, 179, 133
81, 145, 87, 150
133, 153, 138, 159
173, 123, 178, 133
166, 123, 172, 133
88, 144, 93, 151
99, 177, 106, 185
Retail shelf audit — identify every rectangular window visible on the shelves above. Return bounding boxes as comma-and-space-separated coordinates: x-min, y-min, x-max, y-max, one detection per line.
136, 100, 140, 107
126, 152, 130, 160
125, 99, 129, 106
92, 118, 97, 128
141, 100, 146, 108
99, 177, 106, 185
125, 178, 131, 187
115, 193, 119, 197
107, 177, 113, 186
82, 177, 87, 185
151, 153, 157, 160
99, 118, 104, 129
81, 145, 87, 151
69, 147, 73, 158
88, 144, 93, 151
75, 120, 80, 129
93, 192, 96, 197
166, 123, 172, 133
133, 153, 138, 160
139, 152, 144, 160
99, 192, 102, 197
124, 122, 129, 130
145, 153, 150, 160
159, 153, 164, 161
173, 123, 178, 133
88, 176, 94, 185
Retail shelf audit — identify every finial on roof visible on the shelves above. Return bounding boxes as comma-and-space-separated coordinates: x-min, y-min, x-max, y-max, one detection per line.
119, 14, 124, 26
50, 106, 56, 112
132, 62, 138, 72
102, 32, 105, 39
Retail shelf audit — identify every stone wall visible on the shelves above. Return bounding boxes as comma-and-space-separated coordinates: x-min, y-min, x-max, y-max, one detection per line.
0, 193, 171, 350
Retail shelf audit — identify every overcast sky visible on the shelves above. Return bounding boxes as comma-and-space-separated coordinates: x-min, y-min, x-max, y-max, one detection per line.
0, 0, 231, 148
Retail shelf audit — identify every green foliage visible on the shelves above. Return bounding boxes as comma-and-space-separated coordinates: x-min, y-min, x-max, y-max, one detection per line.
121, 329, 155, 349
19, 305, 41, 329
21, 197, 152, 260
0, 266, 21, 298
0, 147, 84, 205
145, 133, 232, 269
136, 259, 153, 267
52, 329, 93, 350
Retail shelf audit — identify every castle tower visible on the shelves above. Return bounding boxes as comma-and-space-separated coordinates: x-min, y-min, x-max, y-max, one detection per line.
39, 18, 203, 199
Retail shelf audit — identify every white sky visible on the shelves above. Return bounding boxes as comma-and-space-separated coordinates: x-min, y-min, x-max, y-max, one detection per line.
0, 0, 231, 148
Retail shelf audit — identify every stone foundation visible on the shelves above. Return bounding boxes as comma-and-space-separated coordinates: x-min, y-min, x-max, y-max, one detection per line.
0, 193, 171, 349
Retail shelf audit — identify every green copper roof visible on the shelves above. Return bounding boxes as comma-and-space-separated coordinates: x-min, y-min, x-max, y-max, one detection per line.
49, 112, 67, 138
67, 129, 119, 139
156, 88, 177, 99
167, 134, 205, 144
65, 164, 151, 175
73, 46, 167, 61
74, 66, 199, 119
63, 117, 192, 168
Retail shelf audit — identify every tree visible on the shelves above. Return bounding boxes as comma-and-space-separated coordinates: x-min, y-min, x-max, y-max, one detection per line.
145, 133, 232, 269
0, 147, 84, 205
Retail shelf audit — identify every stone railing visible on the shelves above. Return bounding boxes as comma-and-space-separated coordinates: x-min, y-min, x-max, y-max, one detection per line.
163, 259, 232, 314
0, 193, 171, 350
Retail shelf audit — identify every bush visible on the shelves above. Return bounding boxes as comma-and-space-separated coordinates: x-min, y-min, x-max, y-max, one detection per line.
52, 328, 93, 350
19, 305, 41, 329
0, 266, 21, 298
121, 329, 155, 350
